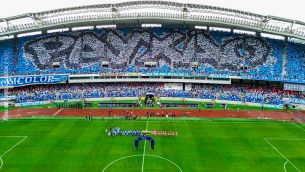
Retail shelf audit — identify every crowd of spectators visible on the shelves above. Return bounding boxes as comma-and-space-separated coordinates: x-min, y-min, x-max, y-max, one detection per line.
285, 42, 305, 82
8, 83, 303, 105
0, 28, 304, 83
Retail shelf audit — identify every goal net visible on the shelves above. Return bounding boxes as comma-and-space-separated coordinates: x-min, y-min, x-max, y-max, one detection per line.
1, 97, 15, 121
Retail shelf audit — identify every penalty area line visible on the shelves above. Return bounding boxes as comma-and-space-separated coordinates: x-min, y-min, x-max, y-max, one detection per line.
264, 138, 301, 172
292, 123, 305, 133
0, 136, 28, 158
0, 136, 28, 170
284, 160, 289, 172
0, 157, 2, 170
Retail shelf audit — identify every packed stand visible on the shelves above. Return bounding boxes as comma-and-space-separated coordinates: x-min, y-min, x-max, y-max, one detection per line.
0, 28, 304, 83
285, 42, 305, 82
9, 83, 303, 105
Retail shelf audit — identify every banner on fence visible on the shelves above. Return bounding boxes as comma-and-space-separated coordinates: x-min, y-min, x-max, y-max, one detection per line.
283, 98, 305, 105
0, 75, 68, 87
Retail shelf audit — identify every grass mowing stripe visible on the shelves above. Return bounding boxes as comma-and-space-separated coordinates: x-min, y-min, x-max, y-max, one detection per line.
52, 120, 92, 171
29, 120, 75, 171
145, 155, 182, 172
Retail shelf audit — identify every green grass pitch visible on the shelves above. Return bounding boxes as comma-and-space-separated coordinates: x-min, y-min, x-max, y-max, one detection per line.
0, 117, 305, 172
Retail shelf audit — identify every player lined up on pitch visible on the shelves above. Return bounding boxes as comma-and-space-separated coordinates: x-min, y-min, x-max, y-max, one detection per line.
106, 127, 178, 136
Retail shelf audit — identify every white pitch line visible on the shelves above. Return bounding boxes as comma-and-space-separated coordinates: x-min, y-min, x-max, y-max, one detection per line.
101, 154, 183, 172
284, 160, 289, 172
265, 138, 305, 141
141, 121, 148, 172
264, 138, 301, 172
293, 123, 305, 133
0, 136, 27, 170
145, 155, 183, 172
0, 136, 27, 157
0, 157, 3, 169
101, 155, 142, 172
52, 108, 64, 116
0, 136, 27, 138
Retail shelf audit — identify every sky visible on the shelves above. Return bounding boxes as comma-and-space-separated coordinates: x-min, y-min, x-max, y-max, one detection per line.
0, 0, 304, 22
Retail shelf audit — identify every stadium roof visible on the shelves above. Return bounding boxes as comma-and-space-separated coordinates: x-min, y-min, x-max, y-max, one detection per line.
0, 0, 305, 40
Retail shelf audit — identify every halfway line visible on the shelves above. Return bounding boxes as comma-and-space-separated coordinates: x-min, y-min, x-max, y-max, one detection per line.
141, 121, 149, 172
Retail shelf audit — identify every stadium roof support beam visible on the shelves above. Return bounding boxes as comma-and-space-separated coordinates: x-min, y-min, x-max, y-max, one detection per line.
182, 5, 188, 20
3, 19, 9, 30
111, 5, 119, 19
266, 15, 305, 26
26, 14, 42, 22
0, 1, 305, 40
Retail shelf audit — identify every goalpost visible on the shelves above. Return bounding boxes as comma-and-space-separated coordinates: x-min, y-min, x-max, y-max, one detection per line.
1, 95, 15, 121
2, 104, 9, 121
1, 65, 13, 121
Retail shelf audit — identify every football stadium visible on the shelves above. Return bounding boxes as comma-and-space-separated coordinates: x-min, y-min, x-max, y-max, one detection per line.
0, 0, 305, 171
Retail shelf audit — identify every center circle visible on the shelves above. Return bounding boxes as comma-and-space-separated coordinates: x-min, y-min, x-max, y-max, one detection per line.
101, 154, 182, 172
